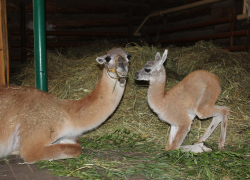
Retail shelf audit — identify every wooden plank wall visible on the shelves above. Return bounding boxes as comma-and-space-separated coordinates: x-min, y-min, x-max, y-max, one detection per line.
6, 0, 250, 73
146, 0, 249, 50
7, 0, 151, 71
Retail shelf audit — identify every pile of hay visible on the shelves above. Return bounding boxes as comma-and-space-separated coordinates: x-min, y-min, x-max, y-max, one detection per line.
16, 41, 250, 147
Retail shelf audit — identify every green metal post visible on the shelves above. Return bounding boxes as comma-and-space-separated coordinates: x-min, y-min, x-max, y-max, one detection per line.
33, 0, 47, 91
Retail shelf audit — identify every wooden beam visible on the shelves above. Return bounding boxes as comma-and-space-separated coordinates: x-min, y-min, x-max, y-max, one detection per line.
7, 13, 144, 30
243, 0, 246, 14
7, 0, 151, 16
134, 0, 225, 36
0, 0, 9, 86
20, 2, 27, 64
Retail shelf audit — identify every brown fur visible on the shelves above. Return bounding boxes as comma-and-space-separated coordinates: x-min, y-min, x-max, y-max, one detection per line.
135, 50, 229, 153
0, 48, 130, 162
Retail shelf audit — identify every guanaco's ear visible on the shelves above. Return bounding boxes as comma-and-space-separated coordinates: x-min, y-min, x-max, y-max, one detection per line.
96, 55, 110, 64
155, 52, 162, 71
161, 49, 168, 63
155, 52, 161, 62
155, 50, 168, 71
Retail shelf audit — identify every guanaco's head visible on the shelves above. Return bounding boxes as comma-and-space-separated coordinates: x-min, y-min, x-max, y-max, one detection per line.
135, 49, 168, 81
96, 48, 131, 86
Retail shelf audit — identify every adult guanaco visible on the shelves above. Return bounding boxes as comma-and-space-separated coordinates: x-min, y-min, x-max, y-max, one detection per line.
0, 48, 131, 163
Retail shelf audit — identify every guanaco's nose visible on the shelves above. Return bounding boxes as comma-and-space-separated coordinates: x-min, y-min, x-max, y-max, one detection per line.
120, 71, 127, 76
117, 56, 128, 74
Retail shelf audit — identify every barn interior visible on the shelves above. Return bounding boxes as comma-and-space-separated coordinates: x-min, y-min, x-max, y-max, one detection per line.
0, 0, 250, 179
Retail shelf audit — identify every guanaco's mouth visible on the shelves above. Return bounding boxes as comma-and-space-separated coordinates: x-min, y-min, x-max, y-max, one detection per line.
118, 77, 127, 86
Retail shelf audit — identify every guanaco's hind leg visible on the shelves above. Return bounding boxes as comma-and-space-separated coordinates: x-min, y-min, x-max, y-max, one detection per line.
178, 105, 229, 153
195, 84, 229, 148
197, 106, 229, 148
21, 143, 82, 163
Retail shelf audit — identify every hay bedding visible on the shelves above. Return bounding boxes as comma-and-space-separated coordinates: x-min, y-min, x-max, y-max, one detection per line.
16, 41, 250, 147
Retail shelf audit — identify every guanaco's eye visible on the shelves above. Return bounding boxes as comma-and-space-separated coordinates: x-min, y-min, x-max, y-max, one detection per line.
105, 56, 111, 62
145, 68, 151, 73
127, 54, 131, 60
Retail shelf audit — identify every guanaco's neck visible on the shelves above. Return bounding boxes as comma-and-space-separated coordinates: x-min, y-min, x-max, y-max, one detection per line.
147, 66, 166, 112
69, 69, 125, 130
